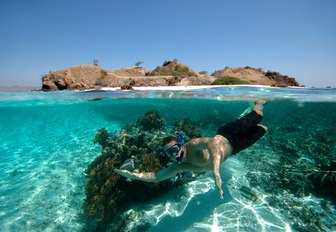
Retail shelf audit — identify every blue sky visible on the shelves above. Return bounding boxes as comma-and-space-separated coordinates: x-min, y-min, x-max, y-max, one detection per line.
0, 0, 335, 87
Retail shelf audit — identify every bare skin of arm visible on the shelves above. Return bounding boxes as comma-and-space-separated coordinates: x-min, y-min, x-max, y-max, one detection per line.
212, 137, 225, 199
115, 162, 207, 182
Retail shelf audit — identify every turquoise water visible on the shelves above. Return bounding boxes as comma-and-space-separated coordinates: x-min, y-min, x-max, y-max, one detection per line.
0, 86, 336, 231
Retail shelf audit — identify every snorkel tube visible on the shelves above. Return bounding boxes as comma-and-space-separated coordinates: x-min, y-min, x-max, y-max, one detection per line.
174, 130, 185, 163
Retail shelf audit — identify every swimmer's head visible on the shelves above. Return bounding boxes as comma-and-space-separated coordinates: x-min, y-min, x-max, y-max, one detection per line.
159, 136, 180, 162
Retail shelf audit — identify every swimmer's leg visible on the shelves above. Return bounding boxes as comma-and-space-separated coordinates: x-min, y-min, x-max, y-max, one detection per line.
244, 124, 268, 149
230, 124, 268, 154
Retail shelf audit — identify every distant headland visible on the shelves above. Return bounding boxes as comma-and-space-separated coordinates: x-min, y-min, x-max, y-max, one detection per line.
40, 60, 301, 91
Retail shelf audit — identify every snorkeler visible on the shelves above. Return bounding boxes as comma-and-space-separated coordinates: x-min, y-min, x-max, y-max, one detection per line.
115, 101, 267, 199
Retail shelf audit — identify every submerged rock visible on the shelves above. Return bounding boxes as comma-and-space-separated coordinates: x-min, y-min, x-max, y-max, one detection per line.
240, 186, 258, 202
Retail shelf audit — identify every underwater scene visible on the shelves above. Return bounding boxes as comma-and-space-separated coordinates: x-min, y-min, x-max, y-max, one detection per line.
0, 86, 335, 232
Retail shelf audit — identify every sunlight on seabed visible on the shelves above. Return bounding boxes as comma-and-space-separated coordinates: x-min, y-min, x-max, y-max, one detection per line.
121, 158, 294, 231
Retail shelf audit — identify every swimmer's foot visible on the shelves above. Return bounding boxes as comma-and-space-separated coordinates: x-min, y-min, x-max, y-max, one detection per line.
253, 100, 266, 116
238, 106, 253, 119
239, 100, 266, 119
254, 99, 267, 106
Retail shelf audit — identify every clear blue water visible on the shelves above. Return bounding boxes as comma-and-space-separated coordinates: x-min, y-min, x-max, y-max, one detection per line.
0, 86, 335, 231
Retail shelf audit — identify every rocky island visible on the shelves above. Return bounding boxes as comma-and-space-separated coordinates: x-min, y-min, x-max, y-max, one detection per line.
40, 61, 300, 91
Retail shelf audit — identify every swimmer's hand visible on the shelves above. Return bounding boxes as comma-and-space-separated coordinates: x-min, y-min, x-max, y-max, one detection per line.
115, 168, 159, 182
219, 188, 224, 199
114, 169, 136, 180
214, 173, 224, 199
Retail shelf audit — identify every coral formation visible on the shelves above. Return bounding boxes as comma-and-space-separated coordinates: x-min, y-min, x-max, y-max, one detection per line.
137, 109, 166, 131
82, 110, 199, 231
93, 128, 110, 149
173, 118, 202, 139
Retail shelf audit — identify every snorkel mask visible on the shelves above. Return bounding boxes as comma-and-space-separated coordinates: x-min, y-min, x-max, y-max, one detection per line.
174, 130, 185, 163
162, 131, 185, 163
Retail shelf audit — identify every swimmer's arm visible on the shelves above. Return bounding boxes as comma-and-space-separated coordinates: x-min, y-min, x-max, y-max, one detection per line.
115, 163, 195, 182
213, 149, 224, 199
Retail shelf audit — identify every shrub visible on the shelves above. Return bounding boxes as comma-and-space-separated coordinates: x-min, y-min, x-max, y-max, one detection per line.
146, 61, 196, 77
147, 65, 194, 77
98, 70, 108, 80
211, 76, 249, 85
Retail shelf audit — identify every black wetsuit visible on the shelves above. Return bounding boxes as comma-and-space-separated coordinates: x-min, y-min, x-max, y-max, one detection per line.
216, 110, 266, 155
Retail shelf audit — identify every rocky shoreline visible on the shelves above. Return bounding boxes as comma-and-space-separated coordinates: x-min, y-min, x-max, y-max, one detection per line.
40, 61, 301, 91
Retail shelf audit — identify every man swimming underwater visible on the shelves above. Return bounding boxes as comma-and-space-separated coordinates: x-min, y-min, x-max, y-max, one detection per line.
115, 101, 267, 199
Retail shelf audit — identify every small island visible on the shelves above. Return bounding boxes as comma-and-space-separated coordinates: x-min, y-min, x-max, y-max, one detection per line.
41, 60, 301, 91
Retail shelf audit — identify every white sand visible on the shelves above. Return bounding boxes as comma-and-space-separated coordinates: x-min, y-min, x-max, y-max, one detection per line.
86, 85, 313, 92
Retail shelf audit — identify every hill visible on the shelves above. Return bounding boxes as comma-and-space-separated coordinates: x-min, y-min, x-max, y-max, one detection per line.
212, 66, 300, 87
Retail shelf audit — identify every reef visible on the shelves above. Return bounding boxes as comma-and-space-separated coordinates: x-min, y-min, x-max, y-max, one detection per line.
82, 110, 201, 231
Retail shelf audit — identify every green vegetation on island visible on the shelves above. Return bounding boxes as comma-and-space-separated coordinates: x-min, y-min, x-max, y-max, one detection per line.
211, 76, 250, 85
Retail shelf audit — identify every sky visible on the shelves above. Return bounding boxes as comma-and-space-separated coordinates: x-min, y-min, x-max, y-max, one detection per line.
0, 0, 335, 87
